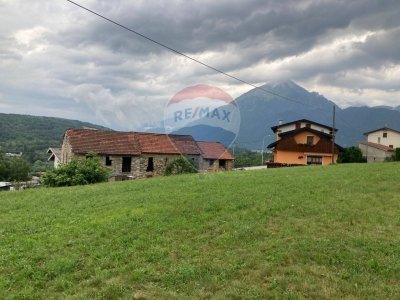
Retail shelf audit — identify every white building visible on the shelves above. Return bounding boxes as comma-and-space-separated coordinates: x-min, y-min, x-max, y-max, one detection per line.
47, 148, 62, 168
359, 127, 400, 162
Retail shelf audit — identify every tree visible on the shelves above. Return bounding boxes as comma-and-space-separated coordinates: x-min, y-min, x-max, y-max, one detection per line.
8, 157, 30, 181
165, 156, 198, 176
391, 148, 400, 161
42, 153, 109, 187
338, 147, 366, 163
0, 149, 30, 181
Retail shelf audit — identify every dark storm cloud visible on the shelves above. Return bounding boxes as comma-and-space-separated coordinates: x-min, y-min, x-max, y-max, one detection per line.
1, 0, 400, 128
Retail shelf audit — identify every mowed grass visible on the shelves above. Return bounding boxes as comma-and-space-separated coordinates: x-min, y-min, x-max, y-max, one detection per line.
1, 163, 400, 299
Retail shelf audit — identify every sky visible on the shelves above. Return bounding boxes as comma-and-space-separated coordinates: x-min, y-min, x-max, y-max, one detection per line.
1, 0, 400, 130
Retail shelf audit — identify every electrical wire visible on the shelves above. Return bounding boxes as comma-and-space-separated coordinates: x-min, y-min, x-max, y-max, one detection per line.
66, 0, 310, 107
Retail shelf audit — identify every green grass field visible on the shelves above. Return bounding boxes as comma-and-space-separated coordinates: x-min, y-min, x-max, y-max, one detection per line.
1, 163, 399, 299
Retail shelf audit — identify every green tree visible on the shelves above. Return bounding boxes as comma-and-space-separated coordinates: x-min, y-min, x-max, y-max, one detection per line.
338, 147, 366, 163
165, 156, 198, 176
8, 157, 30, 181
0, 150, 30, 181
42, 153, 109, 187
392, 148, 400, 161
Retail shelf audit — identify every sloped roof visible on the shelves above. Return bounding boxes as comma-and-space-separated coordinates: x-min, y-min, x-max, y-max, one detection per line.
135, 133, 200, 155
47, 147, 62, 160
271, 118, 337, 133
359, 141, 395, 152
169, 135, 201, 155
196, 141, 234, 160
267, 127, 343, 151
65, 129, 202, 156
363, 127, 400, 136
66, 129, 141, 155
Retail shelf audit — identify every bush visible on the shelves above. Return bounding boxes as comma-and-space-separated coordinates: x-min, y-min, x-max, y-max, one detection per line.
42, 153, 109, 187
165, 156, 198, 176
338, 147, 366, 163
392, 148, 400, 161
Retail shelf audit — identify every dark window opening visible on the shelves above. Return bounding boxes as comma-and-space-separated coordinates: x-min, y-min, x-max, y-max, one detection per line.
389, 145, 394, 148
209, 159, 215, 166
146, 157, 154, 172
383, 132, 387, 138
105, 156, 112, 166
305, 123, 311, 128
219, 160, 226, 169
122, 157, 132, 172
307, 136, 314, 145
295, 122, 301, 129
307, 156, 322, 165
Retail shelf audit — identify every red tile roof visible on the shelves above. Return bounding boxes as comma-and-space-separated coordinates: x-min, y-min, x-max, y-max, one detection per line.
169, 135, 201, 155
65, 129, 202, 156
196, 141, 234, 160
66, 129, 141, 155
135, 133, 200, 155
359, 141, 395, 152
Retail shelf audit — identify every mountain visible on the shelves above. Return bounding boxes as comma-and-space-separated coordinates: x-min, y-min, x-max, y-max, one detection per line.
0, 113, 109, 163
235, 81, 400, 149
172, 80, 400, 150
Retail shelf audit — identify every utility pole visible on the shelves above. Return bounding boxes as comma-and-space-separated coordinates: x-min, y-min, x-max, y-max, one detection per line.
331, 105, 336, 164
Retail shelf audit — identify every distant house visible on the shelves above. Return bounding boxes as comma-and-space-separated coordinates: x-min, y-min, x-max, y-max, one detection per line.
59, 128, 233, 179
359, 127, 400, 162
5, 152, 22, 158
196, 141, 234, 171
47, 148, 62, 168
267, 119, 343, 166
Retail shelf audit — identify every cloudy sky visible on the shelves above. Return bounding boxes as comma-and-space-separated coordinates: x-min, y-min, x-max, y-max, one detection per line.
1, 0, 399, 130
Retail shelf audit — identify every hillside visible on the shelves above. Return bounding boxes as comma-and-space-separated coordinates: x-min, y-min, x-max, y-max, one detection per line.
1, 164, 399, 299
0, 113, 109, 162
234, 81, 400, 149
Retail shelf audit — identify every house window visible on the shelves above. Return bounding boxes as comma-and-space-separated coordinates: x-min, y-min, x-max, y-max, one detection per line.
105, 156, 112, 166
383, 132, 387, 138
219, 160, 226, 169
307, 136, 314, 145
305, 123, 311, 128
389, 145, 394, 148
122, 157, 132, 172
209, 159, 215, 166
307, 156, 322, 165
146, 157, 154, 172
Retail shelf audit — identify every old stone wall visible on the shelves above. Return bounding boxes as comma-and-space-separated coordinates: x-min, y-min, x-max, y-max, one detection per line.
199, 158, 234, 172
61, 134, 74, 164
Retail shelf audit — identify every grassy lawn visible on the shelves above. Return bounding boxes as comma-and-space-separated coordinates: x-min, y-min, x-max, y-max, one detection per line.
0, 163, 399, 299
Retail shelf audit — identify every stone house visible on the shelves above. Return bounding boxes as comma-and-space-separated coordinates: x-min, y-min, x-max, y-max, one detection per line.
60, 128, 233, 179
196, 141, 234, 171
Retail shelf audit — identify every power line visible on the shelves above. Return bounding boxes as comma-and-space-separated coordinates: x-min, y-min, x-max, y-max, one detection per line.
65, 0, 357, 137
65, 0, 308, 107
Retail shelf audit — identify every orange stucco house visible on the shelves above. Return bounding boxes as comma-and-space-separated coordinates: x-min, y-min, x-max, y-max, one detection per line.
267, 119, 343, 166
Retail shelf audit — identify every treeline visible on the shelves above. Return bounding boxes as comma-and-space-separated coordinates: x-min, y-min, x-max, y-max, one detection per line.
0, 113, 107, 163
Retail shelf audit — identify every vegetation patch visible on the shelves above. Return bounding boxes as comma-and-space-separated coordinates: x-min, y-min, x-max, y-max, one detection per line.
1, 163, 399, 298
